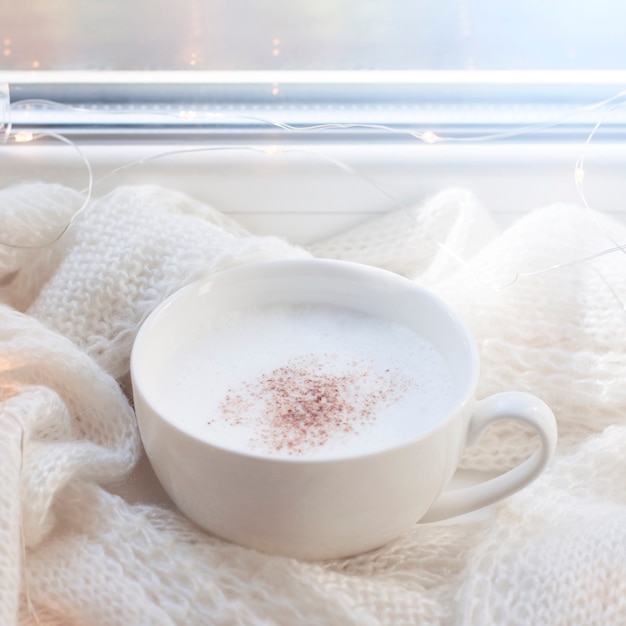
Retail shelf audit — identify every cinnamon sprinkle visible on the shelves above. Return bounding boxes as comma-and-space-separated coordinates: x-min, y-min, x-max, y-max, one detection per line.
217, 353, 407, 455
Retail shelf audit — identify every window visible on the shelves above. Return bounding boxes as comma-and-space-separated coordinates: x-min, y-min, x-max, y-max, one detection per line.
2, 1, 626, 242
2, 1, 626, 139
3, 0, 626, 71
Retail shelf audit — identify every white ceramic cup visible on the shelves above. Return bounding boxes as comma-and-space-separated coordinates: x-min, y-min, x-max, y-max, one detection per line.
131, 259, 557, 560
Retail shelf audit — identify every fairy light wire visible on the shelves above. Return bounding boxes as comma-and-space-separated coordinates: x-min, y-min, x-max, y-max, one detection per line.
575, 98, 626, 252
450, 93, 626, 291
10, 88, 626, 143
92, 143, 407, 212
0, 82, 11, 143
3, 88, 626, 288
2, 130, 93, 250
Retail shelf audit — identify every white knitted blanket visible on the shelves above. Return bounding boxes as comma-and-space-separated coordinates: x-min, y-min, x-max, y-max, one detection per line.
2, 182, 626, 625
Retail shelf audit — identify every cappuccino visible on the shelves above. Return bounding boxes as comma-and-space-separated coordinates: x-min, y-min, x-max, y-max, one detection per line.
155, 302, 454, 458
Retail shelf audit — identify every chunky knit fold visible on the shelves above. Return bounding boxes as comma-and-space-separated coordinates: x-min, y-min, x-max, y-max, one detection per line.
2, 183, 626, 625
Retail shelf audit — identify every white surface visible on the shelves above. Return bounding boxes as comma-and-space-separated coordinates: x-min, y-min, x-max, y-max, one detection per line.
2, 140, 625, 244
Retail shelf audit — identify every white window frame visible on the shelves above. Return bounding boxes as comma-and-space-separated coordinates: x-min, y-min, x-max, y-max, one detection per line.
4, 70, 626, 140
2, 70, 626, 243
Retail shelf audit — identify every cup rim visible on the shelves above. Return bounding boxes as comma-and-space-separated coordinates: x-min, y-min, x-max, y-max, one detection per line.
130, 258, 480, 464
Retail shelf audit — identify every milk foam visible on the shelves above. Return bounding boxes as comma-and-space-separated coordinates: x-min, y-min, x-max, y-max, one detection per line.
155, 302, 454, 458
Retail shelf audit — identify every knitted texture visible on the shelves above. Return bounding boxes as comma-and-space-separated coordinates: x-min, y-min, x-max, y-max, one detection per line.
2, 183, 626, 625
25, 185, 307, 378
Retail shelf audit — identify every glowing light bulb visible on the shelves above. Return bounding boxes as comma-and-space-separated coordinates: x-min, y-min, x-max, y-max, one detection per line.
14, 132, 34, 143
267, 145, 281, 156
574, 166, 585, 184
421, 130, 441, 144
32, 60, 40, 69
179, 110, 198, 121
271, 84, 280, 96
272, 36, 281, 57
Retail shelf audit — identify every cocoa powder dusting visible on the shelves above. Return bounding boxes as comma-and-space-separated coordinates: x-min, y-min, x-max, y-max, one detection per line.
217, 353, 407, 455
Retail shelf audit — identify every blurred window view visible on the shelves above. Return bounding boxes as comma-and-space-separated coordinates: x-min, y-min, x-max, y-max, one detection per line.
1, 0, 626, 72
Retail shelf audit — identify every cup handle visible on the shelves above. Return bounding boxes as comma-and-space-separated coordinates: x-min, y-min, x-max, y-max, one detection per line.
420, 391, 557, 523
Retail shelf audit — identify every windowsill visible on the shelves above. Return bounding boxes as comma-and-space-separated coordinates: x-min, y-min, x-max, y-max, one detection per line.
3, 70, 626, 243
2, 140, 625, 244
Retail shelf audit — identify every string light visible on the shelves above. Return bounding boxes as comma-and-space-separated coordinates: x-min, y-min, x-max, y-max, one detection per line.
420, 130, 441, 144
0, 128, 93, 249
272, 36, 281, 57
4, 86, 626, 293
179, 110, 198, 121
0, 82, 10, 143
13, 131, 33, 143
10, 90, 626, 146
574, 166, 585, 184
